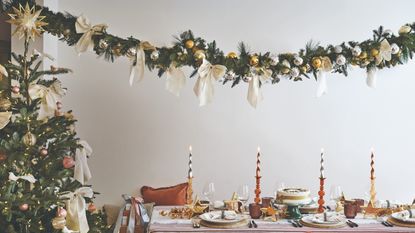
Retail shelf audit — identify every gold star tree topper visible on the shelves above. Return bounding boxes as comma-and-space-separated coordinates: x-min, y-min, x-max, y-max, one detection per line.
7, 3, 48, 40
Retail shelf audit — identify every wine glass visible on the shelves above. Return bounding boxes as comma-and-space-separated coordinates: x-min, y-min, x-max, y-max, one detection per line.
273, 182, 286, 198
329, 185, 342, 210
202, 182, 215, 204
237, 184, 250, 211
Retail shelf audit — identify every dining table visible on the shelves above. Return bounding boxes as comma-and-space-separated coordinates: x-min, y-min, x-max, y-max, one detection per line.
149, 206, 415, 233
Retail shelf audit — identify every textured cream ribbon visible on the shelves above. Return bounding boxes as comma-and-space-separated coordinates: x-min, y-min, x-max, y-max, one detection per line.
316, 57, 332, 97
247, 68, 272, 108
367, 67, 377, 88
365, 39, 392, 88
0, 64, 8, 78
74, 141, 93, 185
129, 42, 156, 86
193, 59, 226, 106
9, 172, 36, 183
165, 64, 186, 96
75, 15, 107, 54
29, 80, 66, 120
0, 112, 12, 130
61, 187, 94, 233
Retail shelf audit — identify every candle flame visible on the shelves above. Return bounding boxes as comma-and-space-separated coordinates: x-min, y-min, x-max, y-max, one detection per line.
189, 145, 192, 152
257, 146, 261, 152
321, 148, 325, 153
370, 147, 375, 153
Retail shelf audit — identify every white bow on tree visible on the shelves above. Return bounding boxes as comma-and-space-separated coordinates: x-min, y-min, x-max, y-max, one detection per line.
29, 80, 66, 120
74, 140, 92, 185
61, 187, 94, 233
9, 172, 36, 183
129, 42, 155, 86
366, 39, 392, 88
165, 64, 186, 96
193, 59, 226, 106
247, 68, 272, 108
0, 64, 8, 78
75, 15, 107, 54
316, 57, 333, 97
0, 112, 12, 130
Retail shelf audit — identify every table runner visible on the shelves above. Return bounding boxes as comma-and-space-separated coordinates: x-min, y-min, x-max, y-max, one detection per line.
149, 206, 415, 233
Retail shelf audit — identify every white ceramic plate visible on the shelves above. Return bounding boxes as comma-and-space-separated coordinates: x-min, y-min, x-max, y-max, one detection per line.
302, 213, 345, 225
391, 210, 415, 223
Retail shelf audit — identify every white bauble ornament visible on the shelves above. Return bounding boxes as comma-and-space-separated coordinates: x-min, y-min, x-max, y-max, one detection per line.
126, 47, 137, 58
334, 45, 343, 54
384, 29, 393, 36
391, 43, 400, 54
293, 56, 303, 66
270, 55, 279, 66
290, 67, 300, 78
98, 39, 108, 49
225, 71, 236, 80
352, 46, 362, 57
336, 55, 346, 65
150, 50, 159, 60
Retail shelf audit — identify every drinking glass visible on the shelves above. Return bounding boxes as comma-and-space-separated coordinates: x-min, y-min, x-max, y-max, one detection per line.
237, 184, 250, 211
202, 182, 215, 204
329, 185, 342, 210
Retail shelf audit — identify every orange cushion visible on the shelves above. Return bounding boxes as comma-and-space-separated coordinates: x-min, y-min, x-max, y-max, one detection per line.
141, 182, 188, 206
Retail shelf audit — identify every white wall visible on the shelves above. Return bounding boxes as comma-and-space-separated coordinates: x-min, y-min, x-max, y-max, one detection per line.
57, 0, 415, 206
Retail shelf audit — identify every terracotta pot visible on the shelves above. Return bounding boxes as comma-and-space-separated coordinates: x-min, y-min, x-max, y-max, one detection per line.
261, 197, 273, 208
344, 202, 357, 219
249, 203, 262, 219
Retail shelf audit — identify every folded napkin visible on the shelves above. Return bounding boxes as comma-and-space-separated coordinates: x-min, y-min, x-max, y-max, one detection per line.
312, 213, 343, 224
200, 211, 237, 220
397, 209, 415, 220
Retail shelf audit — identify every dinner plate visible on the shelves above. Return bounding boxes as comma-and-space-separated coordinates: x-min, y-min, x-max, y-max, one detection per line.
300, 215, 346, 229
391, 210, 415, 224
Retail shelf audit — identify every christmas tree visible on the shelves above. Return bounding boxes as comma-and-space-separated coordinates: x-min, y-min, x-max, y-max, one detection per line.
0, 3, 109, 233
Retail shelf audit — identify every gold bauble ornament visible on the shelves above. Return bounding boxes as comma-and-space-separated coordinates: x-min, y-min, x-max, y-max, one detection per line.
0, 98, 12, 111
399, 25, 412, 35
300, 66, 307, 73
249, 55, 259, 66
52, 216, 66, 230
185, 40, 195, 49
311, 57, 322, 69
227, 52, 238, 59
281, 67, 290, 74
370, 48, 379, 57
23, 132, 37, 146
359, 51, 368, 59
194, 50, 205, 60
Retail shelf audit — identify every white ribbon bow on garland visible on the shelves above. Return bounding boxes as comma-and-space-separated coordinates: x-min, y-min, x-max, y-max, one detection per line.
129, 42, 156, 86
366, 39, 392, 88
165, 64, 186, 96
247, 68, 272, 108
75, 15, 108, 55
29, 80, 66, 120
316, 57, 333, 97
193, 59, 227, 106
60, 187, 94, 233
0, 112, 12, 130
0, 64, 8, 79
9, 172, 37, 183
74, 141, 92, 185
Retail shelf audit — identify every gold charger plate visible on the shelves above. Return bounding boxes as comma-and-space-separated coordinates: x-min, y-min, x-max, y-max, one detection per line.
199, 219, 249, 229
388, 217, 415, 228
300, 219, 346, 229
